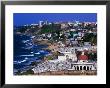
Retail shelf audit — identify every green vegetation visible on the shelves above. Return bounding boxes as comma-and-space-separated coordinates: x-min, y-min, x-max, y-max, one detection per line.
45, 55, 53, 60
16, 69, 34, 75
39, 24, 61, 34
22, 69, 34, 75
83, 33, 97, 44
39, 25, 53, 34
45, 51, 60, 60
16, 26, 28, 33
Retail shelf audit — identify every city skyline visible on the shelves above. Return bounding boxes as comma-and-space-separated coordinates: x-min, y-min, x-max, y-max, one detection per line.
14, 13, 97, 26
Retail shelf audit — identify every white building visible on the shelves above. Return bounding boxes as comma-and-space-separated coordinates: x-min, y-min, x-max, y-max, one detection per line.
39, 21, 44, 27
58, 48, 77, 61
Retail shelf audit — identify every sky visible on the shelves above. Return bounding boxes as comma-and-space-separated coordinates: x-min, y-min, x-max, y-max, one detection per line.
14, 13, 97, 26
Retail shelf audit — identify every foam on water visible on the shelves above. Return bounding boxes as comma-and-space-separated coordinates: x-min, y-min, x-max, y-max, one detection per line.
20, 54, 34, 57
14, 34, 50, 71
35, 52, 40, 54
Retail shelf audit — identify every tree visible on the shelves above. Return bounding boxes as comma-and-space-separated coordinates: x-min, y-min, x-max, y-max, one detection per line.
83, 33, 97, 44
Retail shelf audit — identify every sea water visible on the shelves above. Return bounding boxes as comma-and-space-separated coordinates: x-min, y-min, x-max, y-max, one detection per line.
14, 34, 50, 73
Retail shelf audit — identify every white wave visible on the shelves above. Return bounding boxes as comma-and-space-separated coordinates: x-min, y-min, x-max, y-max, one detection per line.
30, 52, 34, 53
25, 57, 28, 60
35, 52, 40, 54
20, 54, 34, 57
25, 46, 33, 49
14, 59, 27, 64
22, 40, 30, 43
39, 50, 45, 53
31, 36, 35, 38
20, 60, 26, 63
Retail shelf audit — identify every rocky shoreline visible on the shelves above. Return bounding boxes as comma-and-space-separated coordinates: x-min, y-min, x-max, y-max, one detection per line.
36, 70, 97, 75
19, 70, 97, 75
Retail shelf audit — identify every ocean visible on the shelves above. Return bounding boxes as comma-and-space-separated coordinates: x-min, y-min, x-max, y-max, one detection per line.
14, 34, 50, 72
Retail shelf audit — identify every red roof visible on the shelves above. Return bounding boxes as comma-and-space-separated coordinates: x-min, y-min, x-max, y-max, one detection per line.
79, 55, 88, 60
